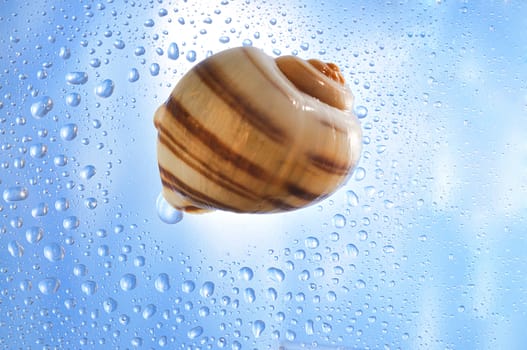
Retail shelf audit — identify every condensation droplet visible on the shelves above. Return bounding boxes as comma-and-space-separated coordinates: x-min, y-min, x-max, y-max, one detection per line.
80, 165, 96, 180
8, 240, 24, 257
238, 267, 254, 281
252, 320, 265, 338
43, 243, 65, 262
355, 105, 368, 119
31, 202, 47, 217
142, 304, 157, 319
128, 68, 140, 82
26, 226, 44, 243
186, 50, 197, 62
346, 190, 359, 207
267, 267, 285, 283
81, 280, 98, 295
156, 193, 183, 224
182, 280, 195, 293
38, 277, 60, 295
30, 96, 54, 118
187, 326, 203, 340
332, 214, 346, 228
60, 123, 78, 141
200, 281, 215, 297
65, 92, 81, 107
305, 236, 319, 249
383, 245, 395, 254
150, 63, 160, 76
345, 243, 359, 258
244, 288, 256, 303
63, 216, 80, 230
95, 79, 115, 98
120, 273, 137, 291
65, 72, 88, 85
103, 298, 118, 313
3, 186, 29, 202
29, 143, 47, 158
155, 273, 170, 292
167, 42, 179, 60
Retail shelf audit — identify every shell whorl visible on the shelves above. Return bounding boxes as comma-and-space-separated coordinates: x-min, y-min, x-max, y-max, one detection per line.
154, 47, 362, 214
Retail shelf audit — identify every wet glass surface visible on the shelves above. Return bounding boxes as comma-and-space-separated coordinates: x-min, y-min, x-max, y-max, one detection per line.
1, 1, 526, 349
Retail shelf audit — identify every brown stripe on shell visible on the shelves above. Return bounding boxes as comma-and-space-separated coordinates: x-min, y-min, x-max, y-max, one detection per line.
161, 99, 319, 210
307, 152, 351, 176
157, 120, 297, 212
193, 56, 288, 145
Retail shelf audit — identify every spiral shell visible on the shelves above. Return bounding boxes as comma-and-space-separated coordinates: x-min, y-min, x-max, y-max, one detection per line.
154, 47, 362, 214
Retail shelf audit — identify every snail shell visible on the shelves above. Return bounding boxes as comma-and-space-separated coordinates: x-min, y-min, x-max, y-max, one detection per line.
154, 47, 362, 214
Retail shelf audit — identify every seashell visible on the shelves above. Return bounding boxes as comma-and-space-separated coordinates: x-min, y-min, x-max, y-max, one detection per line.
154, 46, 362, 214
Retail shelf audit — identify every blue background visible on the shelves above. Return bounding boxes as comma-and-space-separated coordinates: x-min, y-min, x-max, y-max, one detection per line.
1, 0, 526, 349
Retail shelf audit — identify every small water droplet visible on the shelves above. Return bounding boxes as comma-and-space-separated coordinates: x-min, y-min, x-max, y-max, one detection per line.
142, 304, 157, 319
113, 39, 125, 49
244, 288, 256, 303
182, 280, 195, 293
187, 326, 203, 340
3, 186, 29, 202
29, 143, 47, 158
38, 277, 60, 295
84, 197, 97, 209
353, 167, 366, 181
30, 96, 54, 118
383, 245, 395, 254
120, 273, 137, 291
167, 42, 179, 60
355, 105, 368, 119
65, 72, 88, 85
238, 267, 254, 281
63, 216, 80, 230
156, 193, 183, 224
144, 19, 155, 27
128, 68, 139, 82
200, 281, 215, 297
103, 298, 118, 313
150, 63, 160, 76
95, 79, 114, 98
252, 320, 265, 338
81, 280, 98, 295
346, 190, 359, 207
186, 50, 197, 62
43, 243, 65, 262
65, 92, 81, 107
304, 236, 319, 249
80, 165, 96, 180
332, 214, 346, 228
267, 267, 285, 283
60, 123, 78, 141
8, 240, 24, 257
155, 273, 170, 292
59, 46, 71, 59
345, 243, 359, 258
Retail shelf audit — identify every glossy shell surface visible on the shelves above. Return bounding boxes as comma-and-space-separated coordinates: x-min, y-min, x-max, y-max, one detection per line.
154, 47, 362, 213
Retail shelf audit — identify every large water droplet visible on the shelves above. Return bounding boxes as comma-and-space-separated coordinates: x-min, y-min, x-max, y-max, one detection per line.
30, 96, 54, 118
354, 105, 368, 119
95, 79, 114, 98
346, 190, 359, 207
182, 280, 195, 293
80, 165, 96, 180
3, 186, 29, 202
60, 123, 78, 141
332, 214, 346, 228
7, 240, 24, 257
187, 326, 203, 340
142, 304, 157, 319
267, 267, 285, 282
304, 236, 319, 249
155, 273, 170, 292
244, 288, 256, 303
103, 298, 118, 313
252, 320, 265, 338
167, 42, 179, 60
238, 267, 254, 281
63, 216, 80, 230
120, 273, 137, 291
26, 226, 44, 243
65, 92, 81, 107
43, 243, 65, 262
38, 277, 61, 295
29, 143, 47, 158
128, 68, 139, 82
81, 280, 98, 295
345, 243, 359, 258
156, 193, 183, 224
65, 72, 88, 85
200, 281, 215, 297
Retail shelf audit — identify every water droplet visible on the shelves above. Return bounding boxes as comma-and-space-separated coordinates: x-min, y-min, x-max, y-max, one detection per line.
89, 58, 101, 68
81, 280, 98, 295
304, 236, 319, 249
95, 79, 114, 98
345, 243, 359, 258
59, 46, 71, 59
128, 68, 139, 82
8, 240, 24, 257
355, 279, 366, 289
80, 165, 96, 180
144, 19, 155, 27
355, 105, 368, 119
120, 273, 137, 291
155, 273, 170, 292
143, 304, 157, 319
186, 50, 197, 62
305, 320, 315, 335
38, 277, 60, 295
182, 280, 195, 293
43, 243, 65, 262
54, 197, 70, 211
65, 92, 81, 107
200, 281, 215, 297
267, 267, 285, 283
3, 186, 29, 202
383, 245, 395, 254
238, 267, 254, 281
103, 298, 117, 313
54, 155, 68, 167
73, 264, 88, 277
353, 167, 366, 181
65, 72, 88, 85
60, 123, 78, 141
187, 326, 203, 340
113, 39, 125, 49
26, 226, 44, 243
252, 320, 265, 338
63, 216, 80, 230
150, 63, 160, 76
346, 190, 359, 207
30, 96, 54, 118
332, 214, 346, 228
244, 288, 256, 303
84, 197, 97, 209
29, 143, 47, 158
156, 193, 183, 224
167, 42, 179, 60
